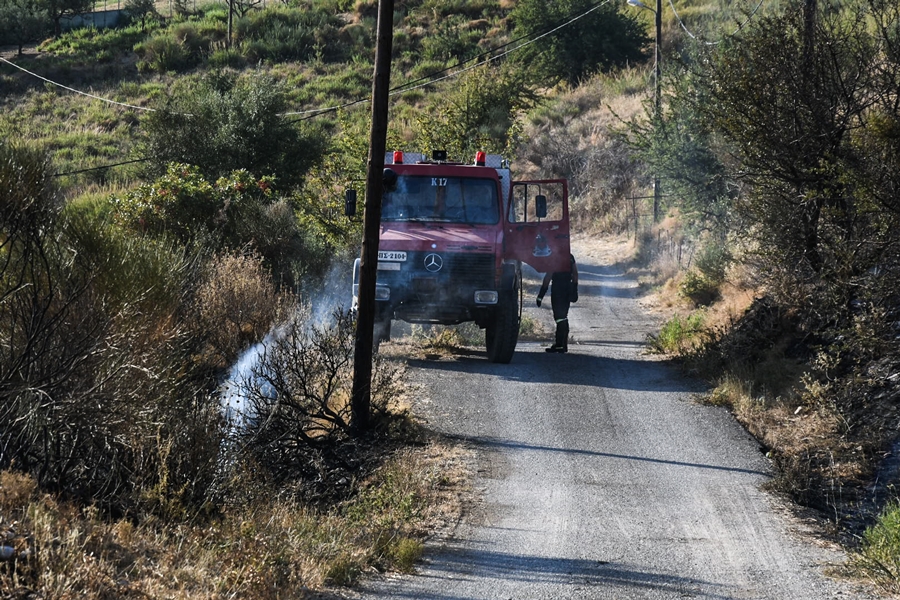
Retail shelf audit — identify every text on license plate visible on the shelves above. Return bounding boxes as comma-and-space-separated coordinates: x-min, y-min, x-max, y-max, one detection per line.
378, 251, 407, 261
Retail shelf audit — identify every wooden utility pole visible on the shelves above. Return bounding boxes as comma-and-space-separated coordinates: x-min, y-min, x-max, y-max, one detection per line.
350, 0, 394, 436
652, 0, 662, 222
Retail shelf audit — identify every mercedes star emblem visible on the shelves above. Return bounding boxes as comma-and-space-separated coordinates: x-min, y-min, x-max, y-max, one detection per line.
424, 253, 443, 272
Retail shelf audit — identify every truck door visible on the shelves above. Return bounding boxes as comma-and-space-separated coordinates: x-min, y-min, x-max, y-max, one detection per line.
505, 180, 571, 274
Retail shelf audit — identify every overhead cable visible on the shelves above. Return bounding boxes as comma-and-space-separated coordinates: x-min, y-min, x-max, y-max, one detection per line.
286, 0, 612, 121
0, 55, 156, 112
666, 0, 766, 45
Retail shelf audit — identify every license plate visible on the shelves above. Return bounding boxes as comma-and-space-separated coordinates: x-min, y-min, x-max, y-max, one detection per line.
378, 251, 407, 261
377, 262, 401, 271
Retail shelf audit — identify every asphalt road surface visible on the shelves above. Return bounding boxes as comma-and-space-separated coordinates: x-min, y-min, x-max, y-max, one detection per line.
357, 242, 876, 600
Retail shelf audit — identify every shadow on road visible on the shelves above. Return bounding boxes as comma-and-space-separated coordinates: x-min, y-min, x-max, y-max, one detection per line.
407, 349, 703, 394
370, 544, 735, 600
449, 435, 770, 478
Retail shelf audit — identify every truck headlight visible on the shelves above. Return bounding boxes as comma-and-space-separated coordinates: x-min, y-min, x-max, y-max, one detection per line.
375, 285, 391, 301
474, 290, 498, 304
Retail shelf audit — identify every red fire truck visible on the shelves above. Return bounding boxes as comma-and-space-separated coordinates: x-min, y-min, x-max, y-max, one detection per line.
350, 150, 570, 363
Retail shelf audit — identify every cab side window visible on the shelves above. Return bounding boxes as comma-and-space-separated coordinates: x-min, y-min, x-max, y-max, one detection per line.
509, 184, 565, 223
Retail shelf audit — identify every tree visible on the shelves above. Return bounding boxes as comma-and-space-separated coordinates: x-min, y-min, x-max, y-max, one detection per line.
415, 64, 538, 159
510, 0, 649, 87
644, 0, 900, 323
0, 0, 48, 54
141, 71, 326, 190
123, 0, 156, 29
626, 58, 739, 239
45, 0, 91, 35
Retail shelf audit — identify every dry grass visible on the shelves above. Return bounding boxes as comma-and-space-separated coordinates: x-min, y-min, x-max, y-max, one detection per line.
683, 287, 891, 522
0, 435, 472, 599
190, 249, 294, 369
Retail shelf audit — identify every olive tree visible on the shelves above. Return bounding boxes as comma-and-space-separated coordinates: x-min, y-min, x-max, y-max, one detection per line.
0, 0, 48, 53
510, 0, 649, 87
141, 71, 326, 190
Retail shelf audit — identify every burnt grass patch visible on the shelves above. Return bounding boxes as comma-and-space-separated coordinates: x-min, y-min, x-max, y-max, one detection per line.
689, 296, 900, 542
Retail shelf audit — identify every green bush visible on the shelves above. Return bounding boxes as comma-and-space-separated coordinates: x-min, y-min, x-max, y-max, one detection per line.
208, 46, 244, 68
110, 163, 322, 287
680, 270, 719, 306
135, 32, 197, 72
647, 311, 708, 355
510, 0, 649, 87
680, 243, 731, 306
140, 71, 326, 190
234, 5, 345, 63
40, 20, 157, 61
853, 500, 900, 592
421, 14, 481, 62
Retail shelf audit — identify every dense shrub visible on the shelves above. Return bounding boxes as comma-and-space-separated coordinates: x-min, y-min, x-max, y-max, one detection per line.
510, 0, 649, 87
135, 31, 200, 72
111, 164, 318, 287
235, 5, 345, 63
140, 71, 326, 190
415, 64, 538, 158
1, 142, 221, 515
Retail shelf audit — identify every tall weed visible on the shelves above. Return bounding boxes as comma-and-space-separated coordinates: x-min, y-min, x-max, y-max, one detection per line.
853, 501, 900, 593
647, 311, 707, 355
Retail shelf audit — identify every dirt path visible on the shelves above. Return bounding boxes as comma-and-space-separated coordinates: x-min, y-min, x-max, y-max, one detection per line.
354, 237, 877, 599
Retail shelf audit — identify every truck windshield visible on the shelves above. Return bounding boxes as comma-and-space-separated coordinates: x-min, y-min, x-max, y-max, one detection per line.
382, 176, 500, 224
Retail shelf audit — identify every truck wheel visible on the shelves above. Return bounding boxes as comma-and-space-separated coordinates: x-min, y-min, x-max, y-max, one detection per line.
375, 317, 392, 344
486, 289, 519, 363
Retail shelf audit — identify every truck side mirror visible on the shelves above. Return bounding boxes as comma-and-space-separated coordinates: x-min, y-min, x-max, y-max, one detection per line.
383, 168, 398, 192
535, 194, 547, 219
345, 189, 357, 218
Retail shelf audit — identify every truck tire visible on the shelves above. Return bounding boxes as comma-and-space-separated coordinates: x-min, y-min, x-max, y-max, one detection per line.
374, 316, 392, 344
486, 287, 519, 364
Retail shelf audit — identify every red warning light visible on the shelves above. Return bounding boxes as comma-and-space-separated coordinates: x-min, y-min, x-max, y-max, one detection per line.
393, 151, 404, 164
475, 151, 486, 167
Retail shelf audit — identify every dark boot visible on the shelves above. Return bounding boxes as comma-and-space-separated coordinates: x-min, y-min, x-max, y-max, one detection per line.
555, 317, 569, 352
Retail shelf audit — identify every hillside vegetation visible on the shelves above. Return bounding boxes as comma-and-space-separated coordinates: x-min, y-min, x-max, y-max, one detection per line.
1, 0, 900, 596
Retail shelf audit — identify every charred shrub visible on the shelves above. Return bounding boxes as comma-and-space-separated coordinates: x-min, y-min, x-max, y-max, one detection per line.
1, 142, 225, 516
228, 308, 404, 500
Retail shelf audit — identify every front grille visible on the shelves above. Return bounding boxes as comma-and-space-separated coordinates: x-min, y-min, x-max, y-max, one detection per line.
447, 253, 494, 284
376, 251, 496, 299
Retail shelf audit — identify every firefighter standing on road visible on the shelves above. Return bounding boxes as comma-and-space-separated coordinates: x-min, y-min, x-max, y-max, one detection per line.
536, 253, 578, 353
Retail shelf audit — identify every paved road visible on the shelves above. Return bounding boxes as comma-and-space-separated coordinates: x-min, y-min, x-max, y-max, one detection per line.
358, 245, 875, 599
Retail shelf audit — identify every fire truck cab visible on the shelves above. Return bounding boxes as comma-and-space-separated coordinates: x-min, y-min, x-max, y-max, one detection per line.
351, 150, 570, 363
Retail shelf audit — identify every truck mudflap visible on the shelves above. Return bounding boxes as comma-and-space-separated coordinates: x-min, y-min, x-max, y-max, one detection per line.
505, 180, 571, 274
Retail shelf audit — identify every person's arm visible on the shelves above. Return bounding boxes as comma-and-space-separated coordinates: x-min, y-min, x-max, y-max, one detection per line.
536, 272, 551, 306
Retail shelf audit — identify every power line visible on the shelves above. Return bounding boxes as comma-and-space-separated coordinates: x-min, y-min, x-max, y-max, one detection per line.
0, 56, 156, 112
53, 157, 149, 177
666, 0, 766, 45
286, 0, 613, 122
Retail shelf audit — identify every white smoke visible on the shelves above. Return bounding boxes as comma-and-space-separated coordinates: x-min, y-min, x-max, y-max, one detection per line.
219, 253, 356, 427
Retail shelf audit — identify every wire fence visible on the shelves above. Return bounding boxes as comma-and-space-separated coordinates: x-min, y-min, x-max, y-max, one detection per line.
624, 193, 696, 270
90, 0, 284, 16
